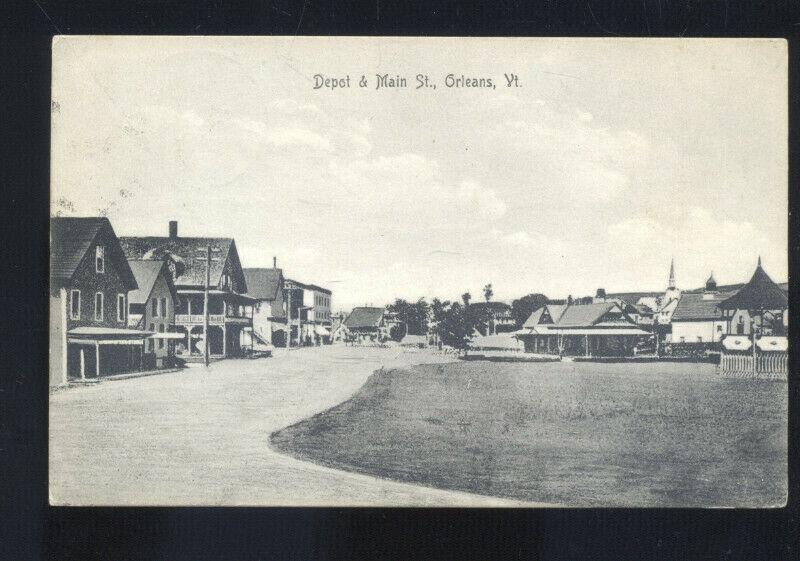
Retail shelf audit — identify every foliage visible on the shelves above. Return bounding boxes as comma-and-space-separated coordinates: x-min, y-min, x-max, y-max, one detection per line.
483, 283, 493, 302
389, 323, 406, 342
386, 298, 430, 336
511, 293, 549, 327
431, 294, 490, 351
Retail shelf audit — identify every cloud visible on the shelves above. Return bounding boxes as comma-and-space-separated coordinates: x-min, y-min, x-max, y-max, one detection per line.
264, 126, 334, 151
494, 104, 650, 202
606, 206, 780, 287
268, 98, 320, 115
458, 180, 507, 218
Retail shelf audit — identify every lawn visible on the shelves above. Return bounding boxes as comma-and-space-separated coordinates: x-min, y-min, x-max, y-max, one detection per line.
270, 360, 787, 507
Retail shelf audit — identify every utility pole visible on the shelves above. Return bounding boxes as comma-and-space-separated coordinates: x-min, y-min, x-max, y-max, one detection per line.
751, 314, 758, 376
204, 244, 211, 367
286, 284, 292, 348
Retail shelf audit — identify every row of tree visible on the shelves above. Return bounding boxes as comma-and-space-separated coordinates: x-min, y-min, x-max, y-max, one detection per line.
385, 290, 572, 351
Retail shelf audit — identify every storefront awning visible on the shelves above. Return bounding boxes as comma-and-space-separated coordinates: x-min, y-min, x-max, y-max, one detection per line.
68, 327, 153, 340
149, 332, 185, 340
314, 326, 331, 336
756, 336, 788, 352
722, 335, 752, 351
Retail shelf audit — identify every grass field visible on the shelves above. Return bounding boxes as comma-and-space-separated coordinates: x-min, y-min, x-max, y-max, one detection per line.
270, 360, 787, 507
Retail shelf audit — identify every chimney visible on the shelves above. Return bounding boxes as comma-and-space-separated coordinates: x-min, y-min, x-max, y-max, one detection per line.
273, 256, 277, 268
169, 220, 178, 239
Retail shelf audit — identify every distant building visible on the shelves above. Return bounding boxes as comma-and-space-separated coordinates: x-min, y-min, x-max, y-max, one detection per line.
127, 259, 181, 368
243, 260, 287, 346
670, 273, 733, 344
470, 301, 516, 335
284, 279, 332, 345
120, 221, 257, 360
50, 217, 150, 385
516, 301, 649, 357
343, 307, 387, 342
718, 258, 789, 337
330, 312, 349, 343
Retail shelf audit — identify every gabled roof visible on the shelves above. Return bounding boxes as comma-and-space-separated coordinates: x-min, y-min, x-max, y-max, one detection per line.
546, 304, 568, 324
522, 302, 635, 330
243, 268, 284, 300
671, 292, 734, 321
718, 261, 788, 311
119, 236, 246, 292
522, 307, 547, 328
344, 307, 385, 329
127, 259, 179, 305
50, 217, 137, 291
556, 302, 619, 327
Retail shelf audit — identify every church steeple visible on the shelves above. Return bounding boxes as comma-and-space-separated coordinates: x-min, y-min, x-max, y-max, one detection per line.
668, 258, 676, 290
705, 271, 717, 292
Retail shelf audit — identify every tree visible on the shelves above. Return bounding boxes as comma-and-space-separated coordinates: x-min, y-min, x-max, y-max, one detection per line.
386, 298, 430, 336
389, 323, 406, 342
483, 283, 493, 302
511, 293, 549, 327
431, 294, 488, 353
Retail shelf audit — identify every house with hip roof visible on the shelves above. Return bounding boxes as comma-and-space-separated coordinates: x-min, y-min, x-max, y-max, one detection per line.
127, 259, 181, 368
50, 217, 151, 386
243, 260, 288, 347
119, 221, 257, 360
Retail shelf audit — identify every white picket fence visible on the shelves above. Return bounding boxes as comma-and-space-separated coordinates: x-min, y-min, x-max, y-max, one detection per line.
719, 352, 788, 380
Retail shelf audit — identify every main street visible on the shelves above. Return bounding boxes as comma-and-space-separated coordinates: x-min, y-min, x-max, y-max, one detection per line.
50, 345, 527, 506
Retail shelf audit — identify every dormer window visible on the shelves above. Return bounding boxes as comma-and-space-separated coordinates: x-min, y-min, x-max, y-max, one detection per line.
95, 245, 105, 273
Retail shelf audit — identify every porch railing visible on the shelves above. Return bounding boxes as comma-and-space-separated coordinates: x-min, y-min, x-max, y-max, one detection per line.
174, 314, 225, 324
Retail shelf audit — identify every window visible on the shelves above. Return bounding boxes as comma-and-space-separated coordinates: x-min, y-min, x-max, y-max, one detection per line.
149, 323, 155, 351
117, 294, 125, 322
152, 298, 159, 317
95, 245, 105, 273
161, 297, 167, 317
158, 324, 165, 349
70, 290, 81, 320
94, 292, 104, 321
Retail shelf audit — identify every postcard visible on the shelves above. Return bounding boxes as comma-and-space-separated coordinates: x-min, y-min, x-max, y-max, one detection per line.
49, 36, 788, 506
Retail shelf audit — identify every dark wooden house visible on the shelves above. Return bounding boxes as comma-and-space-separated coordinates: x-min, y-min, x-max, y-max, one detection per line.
120, 221, 256, 360
50, 217, 150, 385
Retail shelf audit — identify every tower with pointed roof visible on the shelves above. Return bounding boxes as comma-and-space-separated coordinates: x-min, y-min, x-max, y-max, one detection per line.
703, 271, 718, 297
668, 258, 676, 290
663, 258, 681, 308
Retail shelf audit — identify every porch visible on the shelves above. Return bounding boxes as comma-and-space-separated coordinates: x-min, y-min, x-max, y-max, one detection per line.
172, 290, 256, 359
517, 328, 651, 358
66, 327, 152, 381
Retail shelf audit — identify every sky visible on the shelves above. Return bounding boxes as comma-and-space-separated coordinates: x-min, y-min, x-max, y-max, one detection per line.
51, 37, 788, 311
